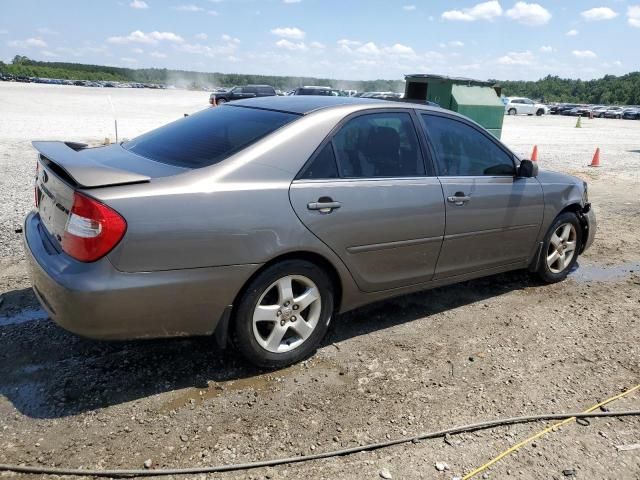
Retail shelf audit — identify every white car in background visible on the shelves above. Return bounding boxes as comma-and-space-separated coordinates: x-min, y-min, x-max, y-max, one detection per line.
505, 97, 549, 116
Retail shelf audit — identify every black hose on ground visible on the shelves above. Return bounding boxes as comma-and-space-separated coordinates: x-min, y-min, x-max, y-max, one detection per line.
1, 410, 639, 478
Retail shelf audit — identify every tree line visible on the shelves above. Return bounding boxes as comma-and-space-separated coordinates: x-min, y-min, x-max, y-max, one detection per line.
2, 56, 639, 105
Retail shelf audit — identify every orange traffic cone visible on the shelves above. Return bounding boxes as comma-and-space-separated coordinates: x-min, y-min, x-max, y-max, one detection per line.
531, 145, 538, 162
589, 147, 601, 167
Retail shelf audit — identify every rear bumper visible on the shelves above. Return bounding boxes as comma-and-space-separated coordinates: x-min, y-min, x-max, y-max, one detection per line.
23, 212, 258, 340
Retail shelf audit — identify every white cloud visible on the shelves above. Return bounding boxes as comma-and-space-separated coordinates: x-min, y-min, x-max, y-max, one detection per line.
270, 27, 305, 39
121, 57, 138, 63
8, 37, 48, 48
40, 50, 59, 57
572, 49, 597, 58
581, 7, 618, 21
36, 27, 58, 35
107, 30, 184, 45
0, 29, 8, 35
195, 33, 208, 40
442, 1, 502, 21
310, 41, 325, 49
628, 6, 640, 27
539, 45, 553, 52
207, 10, 218, 15
283, 0, 301, 3
565, 29, 579, 36
131, 47, 144, 54
439, 40, 464, 48
337, 40, 416, 57
386, 43, 415, 55
129, 0, 149, 9
221, 34, 240, 43
174, 4, 203, 12
275, 39, 308, 51
150, 51, 167, 58
357, 42, 380, 55
497, 50, 535, 65
505, 2, 551, 25
613, 60, 622, 67
403, 5, 416, 11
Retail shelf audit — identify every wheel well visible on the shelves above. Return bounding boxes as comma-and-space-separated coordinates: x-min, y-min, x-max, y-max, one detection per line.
559, 203, 588, 252
231, 251, 343, 319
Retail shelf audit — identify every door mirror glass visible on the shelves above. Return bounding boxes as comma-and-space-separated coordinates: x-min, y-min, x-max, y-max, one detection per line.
518, 159, 538, 178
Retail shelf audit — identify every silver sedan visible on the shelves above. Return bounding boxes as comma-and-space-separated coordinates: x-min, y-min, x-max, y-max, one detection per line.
24, 96, 595, 367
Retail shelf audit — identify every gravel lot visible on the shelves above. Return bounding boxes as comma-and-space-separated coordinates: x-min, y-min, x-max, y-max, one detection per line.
1, 83, 639, 480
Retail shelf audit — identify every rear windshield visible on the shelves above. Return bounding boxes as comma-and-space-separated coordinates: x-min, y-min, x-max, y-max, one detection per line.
124, 106, 300, 168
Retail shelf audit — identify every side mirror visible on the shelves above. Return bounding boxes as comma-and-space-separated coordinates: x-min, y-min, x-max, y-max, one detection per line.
518, 159, 538, 178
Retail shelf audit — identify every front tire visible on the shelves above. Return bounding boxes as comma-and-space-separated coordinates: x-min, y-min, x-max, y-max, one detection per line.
216, 98, 227, 105
508, 108, 517, 116
232, 260, 334, 368
536, 109, 544, 116
536, 212, 583, 283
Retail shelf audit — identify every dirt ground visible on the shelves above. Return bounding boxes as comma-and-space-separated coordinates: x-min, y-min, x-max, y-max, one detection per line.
1, 83, 639, 480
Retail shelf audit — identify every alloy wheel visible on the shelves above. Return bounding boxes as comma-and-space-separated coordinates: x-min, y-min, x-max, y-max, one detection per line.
252, 275, 322, 353
546, 223, 577, 274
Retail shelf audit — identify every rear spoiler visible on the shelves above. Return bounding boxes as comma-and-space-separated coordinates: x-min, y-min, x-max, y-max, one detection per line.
32, 141, 151, 188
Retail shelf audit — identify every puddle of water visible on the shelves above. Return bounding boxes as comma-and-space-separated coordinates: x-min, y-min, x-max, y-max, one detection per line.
162, 359, 345, 412
0, 308, 48, 326
570, 261, 640, 283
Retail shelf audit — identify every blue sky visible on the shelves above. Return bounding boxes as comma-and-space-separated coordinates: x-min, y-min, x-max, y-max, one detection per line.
1, 0, 639, 81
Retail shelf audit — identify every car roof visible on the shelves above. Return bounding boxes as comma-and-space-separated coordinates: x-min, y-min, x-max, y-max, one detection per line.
229, 95, 419, 115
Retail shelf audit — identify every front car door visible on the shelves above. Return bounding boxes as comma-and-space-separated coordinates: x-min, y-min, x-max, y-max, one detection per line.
418, 112, 544, 279
290, 110, 445, 292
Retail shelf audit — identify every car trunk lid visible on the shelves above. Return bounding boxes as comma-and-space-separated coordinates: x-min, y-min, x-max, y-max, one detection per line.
32, 141, 185, 248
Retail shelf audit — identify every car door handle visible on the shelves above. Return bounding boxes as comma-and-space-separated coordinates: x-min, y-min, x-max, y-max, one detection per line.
307, 200, 341, 213
447, 193, 471, 206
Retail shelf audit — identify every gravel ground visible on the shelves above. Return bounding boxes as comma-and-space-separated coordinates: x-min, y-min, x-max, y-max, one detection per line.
1, 83, 639, 480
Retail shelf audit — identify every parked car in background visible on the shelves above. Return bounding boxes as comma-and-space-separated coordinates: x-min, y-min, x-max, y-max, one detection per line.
590, 106, 609, 117
622, 107, 640, 120
567, 105, 592, 116
291, 86, 347, 96
25, 96, 595, 368
551, 104, 579, 115
603, 106, 624, 119
209, 84, 276, 105
504, 97, 549, 116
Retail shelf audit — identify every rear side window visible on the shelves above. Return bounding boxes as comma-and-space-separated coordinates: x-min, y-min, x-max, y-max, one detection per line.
125, 106, 299, 168
333, 112, 425, 178
298, 143, 339, 180
421, 114, 515, 176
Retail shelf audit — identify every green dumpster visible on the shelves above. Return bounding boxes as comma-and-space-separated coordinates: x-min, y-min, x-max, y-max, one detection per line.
404, 74, 505, 138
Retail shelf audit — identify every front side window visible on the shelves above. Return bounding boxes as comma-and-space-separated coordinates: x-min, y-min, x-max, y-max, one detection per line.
125, 106, 299, 168
231, 87, 243, 94
332, 112, 425, 178
421, 114, 515, 177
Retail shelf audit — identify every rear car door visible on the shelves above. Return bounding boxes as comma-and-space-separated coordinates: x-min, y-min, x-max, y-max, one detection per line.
419, 112, 544, 279
290, 110, 445, 292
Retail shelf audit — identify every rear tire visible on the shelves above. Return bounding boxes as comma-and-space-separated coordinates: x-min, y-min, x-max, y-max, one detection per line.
536, 212, 583, 283
232, 260, 334, 368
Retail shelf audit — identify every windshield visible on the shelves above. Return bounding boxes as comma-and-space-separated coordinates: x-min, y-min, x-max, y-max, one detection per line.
125, 106, 300, 168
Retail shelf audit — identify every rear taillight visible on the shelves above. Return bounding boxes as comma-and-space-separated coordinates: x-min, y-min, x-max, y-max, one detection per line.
34, 162, 39, 208
62, 192, 127, 262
